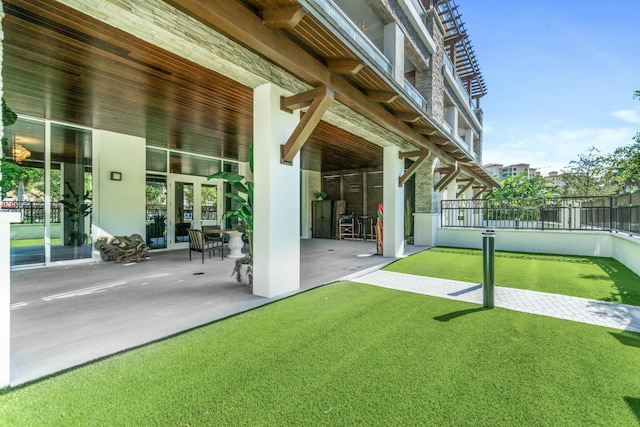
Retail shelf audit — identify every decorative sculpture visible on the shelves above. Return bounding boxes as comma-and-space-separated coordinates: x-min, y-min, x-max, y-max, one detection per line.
94, 234, 149, 262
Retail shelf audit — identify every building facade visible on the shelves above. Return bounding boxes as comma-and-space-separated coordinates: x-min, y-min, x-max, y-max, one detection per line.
0, 0, 498, 387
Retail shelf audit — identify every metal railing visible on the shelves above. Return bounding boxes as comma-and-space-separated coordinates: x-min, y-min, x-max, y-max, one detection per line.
0, 201, 61, 224
442, 52, 473, 109
403, 78, 427, 109
441, 194, 640, 236
313, 0, 393, 73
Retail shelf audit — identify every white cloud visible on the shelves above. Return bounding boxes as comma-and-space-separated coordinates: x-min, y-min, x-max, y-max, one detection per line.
483, 126, 635, 174
611, 109, 640, 123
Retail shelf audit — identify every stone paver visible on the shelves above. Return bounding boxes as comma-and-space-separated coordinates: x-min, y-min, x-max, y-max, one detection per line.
354, 270, 640, 333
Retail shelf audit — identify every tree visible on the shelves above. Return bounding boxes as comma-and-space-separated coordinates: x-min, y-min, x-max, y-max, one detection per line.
560, 147, 620, 196
488, 173, 554, 199
603, 90, 640, 191
0, 98, 19, 198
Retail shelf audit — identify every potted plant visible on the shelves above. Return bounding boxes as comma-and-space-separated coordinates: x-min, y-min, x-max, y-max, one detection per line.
314, 190, 327, 200
60, 182, 92, 246
208, 143, 253, 286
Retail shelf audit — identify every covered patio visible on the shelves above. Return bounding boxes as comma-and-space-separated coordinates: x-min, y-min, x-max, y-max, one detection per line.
9, 239, 424, 386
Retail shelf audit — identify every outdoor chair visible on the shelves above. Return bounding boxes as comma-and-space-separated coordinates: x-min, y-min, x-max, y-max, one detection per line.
339, 213, 356, 240
188, 229, 224, 263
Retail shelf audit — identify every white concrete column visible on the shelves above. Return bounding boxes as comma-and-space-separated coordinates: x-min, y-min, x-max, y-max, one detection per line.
384, 22, 405, 84
465, 128, 474, 154
445, 105, 458, 134
0, 211, 20, 388
253, 83, 301, 298
300, 170, 320, 239
383, 145, 404, 257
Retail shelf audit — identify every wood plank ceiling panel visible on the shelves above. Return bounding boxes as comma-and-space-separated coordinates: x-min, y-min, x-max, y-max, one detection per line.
2, 0, 398, 174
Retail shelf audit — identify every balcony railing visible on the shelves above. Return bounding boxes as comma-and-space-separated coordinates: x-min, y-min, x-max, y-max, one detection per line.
442, 53, 473, 109
313, 0, 392, 74
441, 195, 640, 236
403, 78, 427, 109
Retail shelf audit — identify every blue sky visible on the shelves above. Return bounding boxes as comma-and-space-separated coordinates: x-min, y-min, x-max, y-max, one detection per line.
460, 0, 640, 175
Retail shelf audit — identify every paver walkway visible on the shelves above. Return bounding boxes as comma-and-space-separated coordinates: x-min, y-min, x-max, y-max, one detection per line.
354, 270, 640, 333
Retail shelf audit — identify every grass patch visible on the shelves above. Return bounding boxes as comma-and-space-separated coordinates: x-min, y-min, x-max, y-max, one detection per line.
10, 238, 61, 248
385, 247, 640, 306
1, 283, 639, 425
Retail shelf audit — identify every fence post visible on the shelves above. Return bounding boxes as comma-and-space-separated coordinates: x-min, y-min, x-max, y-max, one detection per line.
482, 230, 495, 309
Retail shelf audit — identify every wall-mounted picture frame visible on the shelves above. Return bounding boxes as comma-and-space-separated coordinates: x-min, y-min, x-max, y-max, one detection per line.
110, 171, 122, 181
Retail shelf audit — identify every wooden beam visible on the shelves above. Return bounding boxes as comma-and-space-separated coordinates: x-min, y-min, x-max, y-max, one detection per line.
281, 86, 334, 164
472, 185, 487, 199
434, 162, 460, 192
366, 90, 399, 103
400, 150, 427, 158
412, 125, 438, 136
165, 0, 494, 185
394, 112, 422, 123
326, 59, 364, 75
281, 85, 331, 112
456, 178, 475, 198
262, 6, 307, 28
399, 149, 429, 186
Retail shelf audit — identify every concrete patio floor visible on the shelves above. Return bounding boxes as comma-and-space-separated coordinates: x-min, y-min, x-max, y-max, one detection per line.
9, 238, 425, 386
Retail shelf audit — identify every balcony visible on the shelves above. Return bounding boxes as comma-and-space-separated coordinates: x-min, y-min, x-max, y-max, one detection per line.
403, 78, 427, 109
312, 0, 392, 74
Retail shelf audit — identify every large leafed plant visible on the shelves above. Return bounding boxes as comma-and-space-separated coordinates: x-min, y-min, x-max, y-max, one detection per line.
208, 143, 253, 285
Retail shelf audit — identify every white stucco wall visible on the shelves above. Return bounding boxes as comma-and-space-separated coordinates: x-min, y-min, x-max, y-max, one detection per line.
437, 228, 640, 276
93, 130, 146, 242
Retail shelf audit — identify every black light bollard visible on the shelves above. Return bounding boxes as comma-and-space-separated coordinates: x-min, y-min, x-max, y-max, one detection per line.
482, 230, 496, 308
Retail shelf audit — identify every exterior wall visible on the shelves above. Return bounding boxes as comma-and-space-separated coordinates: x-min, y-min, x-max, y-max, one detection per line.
414, 154, 437, 212
420, 9, 445, 123
93, 130, 146, 242
436, 228, 640, 276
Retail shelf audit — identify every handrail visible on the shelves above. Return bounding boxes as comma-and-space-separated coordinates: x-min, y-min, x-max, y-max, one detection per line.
313, 0, 393, 74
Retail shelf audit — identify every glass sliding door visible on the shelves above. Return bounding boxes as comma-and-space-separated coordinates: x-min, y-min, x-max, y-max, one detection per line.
168, 175, 223, 249
4, 118, 46, 266
145, 175, 167, 249
50, 124, 92, 262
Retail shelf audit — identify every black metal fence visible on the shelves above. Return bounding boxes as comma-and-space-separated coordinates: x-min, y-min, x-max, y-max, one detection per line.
441, 193, 640, 235
0, 201, 62, 224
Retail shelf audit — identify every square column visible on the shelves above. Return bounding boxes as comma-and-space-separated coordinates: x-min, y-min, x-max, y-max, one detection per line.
0, 211, 20, 388
383, 146, 404, 257
384, 22, 405, 85
465, 128, 474, 155
253, 83, 301, 298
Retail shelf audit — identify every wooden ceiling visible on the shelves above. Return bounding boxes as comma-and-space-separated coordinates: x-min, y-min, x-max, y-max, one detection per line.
1, 0, 383, 172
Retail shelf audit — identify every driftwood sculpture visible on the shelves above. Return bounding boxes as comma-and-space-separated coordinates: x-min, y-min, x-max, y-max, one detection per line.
94, 234, 149, 262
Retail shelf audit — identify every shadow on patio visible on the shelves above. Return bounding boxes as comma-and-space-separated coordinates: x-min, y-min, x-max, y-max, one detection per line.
9, 238, 425, 386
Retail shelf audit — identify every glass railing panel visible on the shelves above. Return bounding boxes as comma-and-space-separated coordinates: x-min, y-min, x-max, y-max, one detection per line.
314, 0, 392, 73
403, 79, 427, 109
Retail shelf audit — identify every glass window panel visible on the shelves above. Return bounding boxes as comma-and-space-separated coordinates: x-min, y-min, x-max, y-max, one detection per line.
4, 118, 46, 266
51, 124, 92, 262
146, 147, 167, 172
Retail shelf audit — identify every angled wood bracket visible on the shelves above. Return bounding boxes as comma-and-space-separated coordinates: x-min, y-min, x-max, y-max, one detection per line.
262, 6, 307, 28
367, 90, 399, 103
327, 59, 364, 75
434, 161, 460, 192
280, 85, 334, 165
395, 112, 422, 123
472, 185, 489, 199
455, 178, 475, 198
398, 148, 429, 187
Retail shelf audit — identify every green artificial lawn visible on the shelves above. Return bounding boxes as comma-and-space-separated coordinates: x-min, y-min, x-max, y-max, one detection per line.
10, 238, 61, 248
385, 247, 640, 306
1, 283, 639, 426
